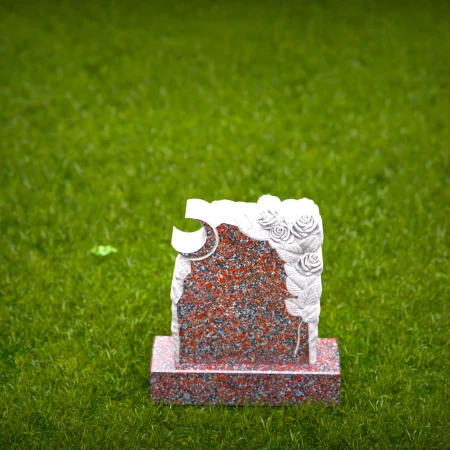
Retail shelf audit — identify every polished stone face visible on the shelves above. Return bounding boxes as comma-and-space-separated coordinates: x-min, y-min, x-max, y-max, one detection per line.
177, 224, 309, 366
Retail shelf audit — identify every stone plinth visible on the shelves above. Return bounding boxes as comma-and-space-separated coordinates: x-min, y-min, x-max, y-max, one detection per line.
151, 336, 340, 405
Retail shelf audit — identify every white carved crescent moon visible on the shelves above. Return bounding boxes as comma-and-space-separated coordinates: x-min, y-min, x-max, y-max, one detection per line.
171, 199, 219, 261
171, 226, 207, 254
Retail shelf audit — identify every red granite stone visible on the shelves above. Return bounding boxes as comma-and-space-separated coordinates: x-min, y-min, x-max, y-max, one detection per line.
150, 197, 340, 406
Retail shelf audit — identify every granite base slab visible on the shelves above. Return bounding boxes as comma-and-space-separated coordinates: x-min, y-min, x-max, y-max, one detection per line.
150, 336, 340, 406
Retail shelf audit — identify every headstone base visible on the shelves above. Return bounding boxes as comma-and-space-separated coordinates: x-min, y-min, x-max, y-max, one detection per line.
150, 336, 340, 406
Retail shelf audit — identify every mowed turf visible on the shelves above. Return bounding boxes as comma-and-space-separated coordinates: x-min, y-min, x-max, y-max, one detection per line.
0, 0, 449, 448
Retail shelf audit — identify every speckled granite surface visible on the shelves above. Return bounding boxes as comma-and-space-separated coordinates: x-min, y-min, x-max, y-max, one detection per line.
150, 336, 340, 405
177, 224, 308, 365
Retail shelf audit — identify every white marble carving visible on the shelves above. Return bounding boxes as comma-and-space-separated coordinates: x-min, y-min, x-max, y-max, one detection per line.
170, 254, 191, 360
171, 195, 324, 364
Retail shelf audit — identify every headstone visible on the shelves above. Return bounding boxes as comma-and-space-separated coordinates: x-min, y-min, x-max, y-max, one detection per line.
150, 195, 340, 405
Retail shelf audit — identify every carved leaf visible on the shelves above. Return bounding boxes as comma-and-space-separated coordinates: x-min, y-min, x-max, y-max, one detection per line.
287, 277, 306, 295
316, 231, 324, 244
297, 291, 307, 309
171, 255, 191, 304
300, 235, 321, 253
235, 214, 253, 234
284, 264, 299, 279
305, 278, 322, 306
276, 247, 300, 264
284, 298, 303, 317
279, 242, 303, 255
286, 265, 318, 292
171, 284, 180, 301
301, 304, 321, 323
236, 214, 269, 241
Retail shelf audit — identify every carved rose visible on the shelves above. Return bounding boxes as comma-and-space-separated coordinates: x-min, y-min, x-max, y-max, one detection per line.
291, 215, 319, 238
296, 253, 323, 276
269, 224, 292, 244
257, 210, 279, 229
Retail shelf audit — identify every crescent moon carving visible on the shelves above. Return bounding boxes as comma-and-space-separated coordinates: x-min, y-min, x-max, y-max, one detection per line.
172, 220, 219, 261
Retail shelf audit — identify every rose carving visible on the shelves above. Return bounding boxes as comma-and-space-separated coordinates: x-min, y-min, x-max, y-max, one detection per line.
269, 224, 293, 245
257, 210, 279, 229
296, 252, 323, 276
291, 215, 319, 238
234, 197, 324, 361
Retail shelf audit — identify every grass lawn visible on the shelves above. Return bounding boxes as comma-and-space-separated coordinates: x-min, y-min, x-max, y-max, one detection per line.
0, 0, 449, 448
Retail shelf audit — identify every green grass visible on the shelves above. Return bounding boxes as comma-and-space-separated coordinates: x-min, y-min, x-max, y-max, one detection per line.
0, 0, 449, 448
